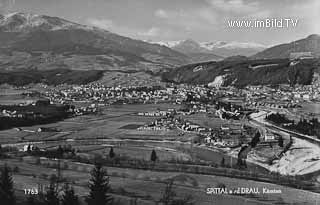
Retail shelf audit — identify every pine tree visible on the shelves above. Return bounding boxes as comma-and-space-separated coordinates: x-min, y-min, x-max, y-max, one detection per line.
57, 145, 64, 158
278, 136, 284, 147
27, 144, 32, 153
86, 163, 113, 205
0, 164, 15, 205
44, 176, 59, 205
150, 149, 157, 162
61, 183, 79, 205
220, 157, 225, 167
109, 147, 115, 159
250, 131, 261, 148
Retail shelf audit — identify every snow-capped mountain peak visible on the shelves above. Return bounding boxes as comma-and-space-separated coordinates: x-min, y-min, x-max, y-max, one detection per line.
145, 40, 183, 48
148, 39, 267, 50
200, 41, 228, 50
148, 39, 268, 57
200, 41, 267, 50
0, 12, 87, 32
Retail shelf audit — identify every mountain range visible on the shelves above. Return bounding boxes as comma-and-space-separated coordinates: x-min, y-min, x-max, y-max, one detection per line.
149, 39, 267, 62
0, 12, 190, 73
0, 12, 319, 87
253, 34, 320, 59
161, 34, 320, 87
162, 58, 320, 87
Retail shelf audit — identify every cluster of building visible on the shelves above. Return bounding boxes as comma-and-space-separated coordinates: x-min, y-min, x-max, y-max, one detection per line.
0, 109, 41, 118
43, 84, 187, 105
72, 105, 98, 116
137, 117, 172, 131
244, 84, 320, 106
137, 110, 211, 134
137, 110, 173, 117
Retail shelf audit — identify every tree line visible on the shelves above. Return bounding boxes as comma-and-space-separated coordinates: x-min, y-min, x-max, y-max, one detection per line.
0, 162, 113, 205
0, 147, 180, 205
0, 159, 194, 205
266, 113, 320, 138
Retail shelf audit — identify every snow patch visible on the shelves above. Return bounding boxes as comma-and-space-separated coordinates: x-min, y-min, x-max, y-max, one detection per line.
193, 65, 203, 72
0, 12, 88, 31
200, 41, 267, 50
208, 75, 225, 88
145, 40, 183, 48
249, 64, 279, 70
146, 39, 268, 50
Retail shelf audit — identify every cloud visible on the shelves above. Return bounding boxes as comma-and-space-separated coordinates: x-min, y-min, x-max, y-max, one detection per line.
0, 0, 15, 12
138, 27, 161, 37
86, 18, 136, 37
287, 0, 320, 34
153, 7, 218, 32
83, 0, 318, 42
154, 9, 169, 19
206, 0, 273, 19
86, 18, 170, 39
197, 8, 218, 24
86, 18, 114, 30
312, 0, 320, 33
207, 0, 259, 14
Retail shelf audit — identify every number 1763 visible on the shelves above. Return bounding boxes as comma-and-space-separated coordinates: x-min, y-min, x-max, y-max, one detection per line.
24, 188, 38, 195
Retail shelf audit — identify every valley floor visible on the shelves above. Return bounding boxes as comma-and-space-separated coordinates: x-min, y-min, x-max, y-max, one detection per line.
1, 100, 319, 204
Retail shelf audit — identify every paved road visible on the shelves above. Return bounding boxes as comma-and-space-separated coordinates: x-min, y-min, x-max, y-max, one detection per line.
249, 111, 320, 146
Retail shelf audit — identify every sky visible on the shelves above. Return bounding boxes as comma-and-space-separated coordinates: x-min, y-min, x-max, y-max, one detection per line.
0, 0, 319, 46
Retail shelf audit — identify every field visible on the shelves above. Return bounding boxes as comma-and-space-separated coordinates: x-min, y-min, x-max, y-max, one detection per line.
1, 158, 319, 205
0, 103, 303, 174
180, 113, 227, 129
0, 103, 190, 159
0, 87, 40, 105
1, 102, 320, 204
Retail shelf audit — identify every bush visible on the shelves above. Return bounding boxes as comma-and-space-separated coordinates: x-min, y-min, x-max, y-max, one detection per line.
12, 166, 19, 173
216, 183, 226, 189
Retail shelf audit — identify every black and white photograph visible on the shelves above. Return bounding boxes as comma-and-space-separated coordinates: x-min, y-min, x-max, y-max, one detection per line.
0, 0, 320, 204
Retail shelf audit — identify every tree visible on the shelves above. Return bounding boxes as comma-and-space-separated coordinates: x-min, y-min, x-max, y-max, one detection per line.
26, 196, 37, 205
26, 195, 44, 205
250, 131, 261, 148
13, 166, 19, 173
61, 183, 79, 205
171, 195, 194, 205
278, 136, 284, 148
57, 145, 64, 158
159, 180, 176, 205
0, 164, 15, 205
150, 149, 157, 162
220, 157, 225, 167
86, 163, 113, 205
160, 180, 194, 205
130, 197, 138, 205
109, 147, 115, 159
27, 144, 32, 153
43, 176, 59, 205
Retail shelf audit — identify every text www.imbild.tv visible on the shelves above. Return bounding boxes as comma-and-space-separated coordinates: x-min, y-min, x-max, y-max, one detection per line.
227, 18, 298, 29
